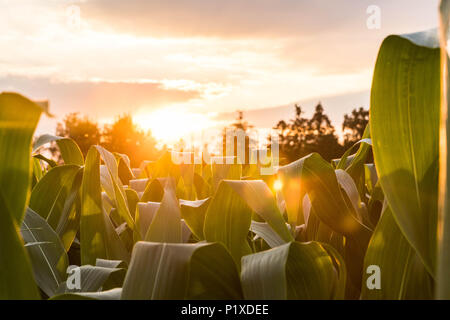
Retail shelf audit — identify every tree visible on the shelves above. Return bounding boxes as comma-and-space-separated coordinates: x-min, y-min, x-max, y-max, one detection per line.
274, 103, 343, 162
102, 114, 160, 167
342, 107, 369, 147
304, 103, 343, 161
274, 104, 308, 162
55, 112, 101, 157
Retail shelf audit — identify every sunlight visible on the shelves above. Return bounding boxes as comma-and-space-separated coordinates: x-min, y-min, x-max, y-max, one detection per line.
134, 107, 215, 144
273, 179, 283, 191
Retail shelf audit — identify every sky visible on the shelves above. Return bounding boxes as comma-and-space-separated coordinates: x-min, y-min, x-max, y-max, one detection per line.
0, 0, 440, 144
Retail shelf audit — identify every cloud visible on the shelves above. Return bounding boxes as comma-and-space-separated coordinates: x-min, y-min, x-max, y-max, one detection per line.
80, 0, 438, 38
75, 0, 439, 75
0, 0, 441, 139
0, 75, 201, 117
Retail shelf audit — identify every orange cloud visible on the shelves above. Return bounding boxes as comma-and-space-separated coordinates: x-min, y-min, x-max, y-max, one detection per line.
0, 75, 201, 117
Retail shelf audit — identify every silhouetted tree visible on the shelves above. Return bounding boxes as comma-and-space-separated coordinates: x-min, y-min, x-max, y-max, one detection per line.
55, 112, 101, 157
343, 107, 369, 147
102, 114, 160, 167
304, 103, 343, 160
274, 103, 343, 162
274, 104, 308, 162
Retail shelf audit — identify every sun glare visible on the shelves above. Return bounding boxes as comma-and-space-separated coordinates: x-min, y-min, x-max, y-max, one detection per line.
134, 108, 215, 144
273, 179, 283, 191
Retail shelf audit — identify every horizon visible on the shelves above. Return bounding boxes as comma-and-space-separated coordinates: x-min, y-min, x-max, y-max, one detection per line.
1, 0, 439, 144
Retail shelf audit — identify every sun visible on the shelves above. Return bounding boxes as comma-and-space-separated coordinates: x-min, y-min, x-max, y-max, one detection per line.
134, 107, 215, 144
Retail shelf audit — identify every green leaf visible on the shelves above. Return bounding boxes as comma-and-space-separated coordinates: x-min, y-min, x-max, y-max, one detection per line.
95, 146, 135, 230
335, 169, 372, 229
240, 241, 345, 299
125, 188, 139, 220
57, 264, 125, 294
33, 153, 57, 168
80, 146, 130, 265
33, 134, 84, 166
250, 221, 288, 248
129, 178, 149, 193
361, 206, 434, 299
29, 164, 80, 224
50, 288, 122, 300
0, 92, 45, 223
172, 151, 196, 200
30, 164, 83, 252
278, 153, 372, 242
180, 198, 211, 240
121, 241, 243, 300
370, 31, 440, 275
204, 180, 292, 266
115, 152, 135, 186
211, 159, 242, 190
135, 202, 160, 241
193, 172, 211, 199
225, 180, 293, 242
55, 168, 83, 252
0, 92, 45, 299
0, 193, 40, 299
32, 157, 44, 183
21, 208, 69, 297
145, 180, 182, 243
345, 129, 373, 197
141, 178, 166, 202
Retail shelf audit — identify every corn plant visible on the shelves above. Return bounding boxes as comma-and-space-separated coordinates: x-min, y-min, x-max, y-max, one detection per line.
1, 2, 450, 300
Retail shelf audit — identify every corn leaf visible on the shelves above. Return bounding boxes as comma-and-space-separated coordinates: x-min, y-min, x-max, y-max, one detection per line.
80, 146, 130, 265
0, 92, 46, 223
135, 202, 160, 241
50, 288, 122, 300
361, 206, 434, 299
145, 180, 182, 243
204, 180, 292, 266
0, 92, 45, 299
55, 168, 83, 251
57, 265, 125, 294
21, 208, 69, 297
29, 164, 80, 224
95, 146, 135, 230
370, 30, 440, 275
278, 153, 372, 242
180, 198, 211, 240
250, 221, 287, 248
240, 241, 345, 299
0, 193, 40, 299
121, 241, 242, 299
33, 134, 84, 166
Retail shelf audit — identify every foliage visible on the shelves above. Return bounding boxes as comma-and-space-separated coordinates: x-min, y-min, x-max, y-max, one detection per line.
55, 113, 101, 158
343, 107, 369, 148
102, 114, 160, 167
1, 12, 450, 301
275, 103, 343, 163
53, 113, 161, 167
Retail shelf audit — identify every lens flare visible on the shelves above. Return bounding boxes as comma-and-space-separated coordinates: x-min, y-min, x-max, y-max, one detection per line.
273, 179, 283, 191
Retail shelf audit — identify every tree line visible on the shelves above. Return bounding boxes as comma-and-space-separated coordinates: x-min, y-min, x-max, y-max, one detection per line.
51, 113, 160, 167
51, 103, 369, 166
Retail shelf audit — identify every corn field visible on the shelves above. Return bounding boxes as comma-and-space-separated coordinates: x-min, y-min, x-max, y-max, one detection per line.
2, 4, 450, 301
